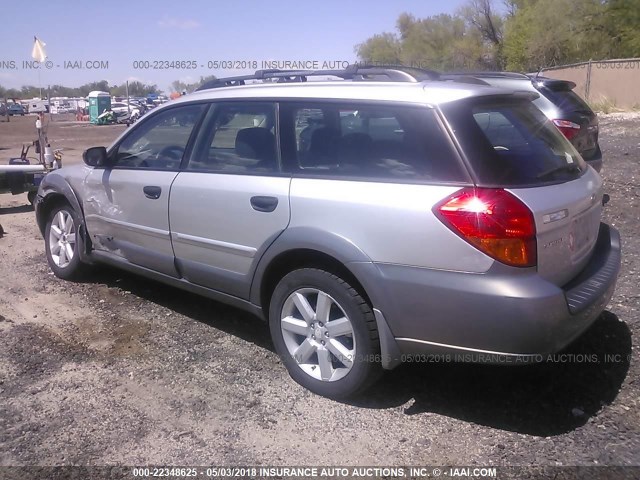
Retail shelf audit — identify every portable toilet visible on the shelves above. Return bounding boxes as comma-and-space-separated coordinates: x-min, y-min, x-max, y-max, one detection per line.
88, 91, 111, 124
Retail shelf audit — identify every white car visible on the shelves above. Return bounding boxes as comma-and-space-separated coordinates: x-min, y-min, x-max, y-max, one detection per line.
109, 102, 140, 123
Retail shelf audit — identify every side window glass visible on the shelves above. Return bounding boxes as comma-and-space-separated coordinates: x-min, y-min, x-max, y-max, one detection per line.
294, 108, 331, 167
114, 104, 205, 170
188, 102, 277, 173
290, 103, 466, 182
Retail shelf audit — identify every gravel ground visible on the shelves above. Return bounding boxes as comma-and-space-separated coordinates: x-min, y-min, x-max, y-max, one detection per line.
0, 115, 638, 472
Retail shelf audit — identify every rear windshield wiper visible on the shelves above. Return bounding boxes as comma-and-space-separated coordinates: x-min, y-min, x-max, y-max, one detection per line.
537, 164, 582, 180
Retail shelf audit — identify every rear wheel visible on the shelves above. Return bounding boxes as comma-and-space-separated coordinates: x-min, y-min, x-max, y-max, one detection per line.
269, 268, 382, 398
44, 204, 88, 280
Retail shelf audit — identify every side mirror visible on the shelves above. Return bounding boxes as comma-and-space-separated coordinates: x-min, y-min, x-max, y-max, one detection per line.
82, 146, 108, 167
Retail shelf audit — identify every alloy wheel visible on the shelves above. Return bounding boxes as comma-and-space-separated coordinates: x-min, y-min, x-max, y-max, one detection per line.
280, 288, 356, 382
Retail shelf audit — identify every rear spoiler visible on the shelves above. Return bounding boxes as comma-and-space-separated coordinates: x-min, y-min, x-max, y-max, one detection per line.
531, 77, 576, 91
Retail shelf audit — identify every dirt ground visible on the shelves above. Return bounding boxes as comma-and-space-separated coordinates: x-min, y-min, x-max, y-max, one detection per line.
0, 114, 638, 470
0, 115, 126, 166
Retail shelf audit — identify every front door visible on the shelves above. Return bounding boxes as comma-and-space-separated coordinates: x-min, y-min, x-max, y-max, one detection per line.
83, 103, 207, 276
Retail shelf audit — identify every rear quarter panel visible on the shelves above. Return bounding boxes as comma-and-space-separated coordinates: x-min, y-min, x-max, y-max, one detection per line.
289, 178, 494, 272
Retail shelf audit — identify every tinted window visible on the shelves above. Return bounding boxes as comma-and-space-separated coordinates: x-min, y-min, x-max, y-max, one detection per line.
188, 102, 278, 173
538, 86, 592, 113
284, 103, 466, 182
442, 98, 587, 186
114, 104, 205, 170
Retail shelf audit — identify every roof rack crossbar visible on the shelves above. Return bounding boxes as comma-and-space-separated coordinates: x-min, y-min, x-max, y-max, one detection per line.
196, 64, 441, 91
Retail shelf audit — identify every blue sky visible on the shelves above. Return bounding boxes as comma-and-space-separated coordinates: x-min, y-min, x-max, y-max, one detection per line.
0, 0, 471, 92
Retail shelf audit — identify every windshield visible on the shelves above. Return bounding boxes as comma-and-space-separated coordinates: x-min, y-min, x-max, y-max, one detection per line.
442, 97, 587, 186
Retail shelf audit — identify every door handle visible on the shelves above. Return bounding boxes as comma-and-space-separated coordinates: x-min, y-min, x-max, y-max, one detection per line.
143, 186, 162, 199
250, 196, 278, 212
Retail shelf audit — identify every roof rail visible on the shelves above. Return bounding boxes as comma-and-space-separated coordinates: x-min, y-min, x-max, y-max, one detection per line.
441, 71, 531, 80
197, 64, 441, 91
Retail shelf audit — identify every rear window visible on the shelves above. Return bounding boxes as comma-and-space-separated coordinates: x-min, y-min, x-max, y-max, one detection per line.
442, 97, 587, 186
537, 85, 592, 113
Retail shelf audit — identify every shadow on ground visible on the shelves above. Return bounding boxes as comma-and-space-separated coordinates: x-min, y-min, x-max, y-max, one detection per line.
79, 267, 630, 437
0, 204, 33, 215
358, 311, 631, 436
80, 266, 273, 351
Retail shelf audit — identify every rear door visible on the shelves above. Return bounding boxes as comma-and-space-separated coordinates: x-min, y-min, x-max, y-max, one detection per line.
442, 97, 603, 286
169, 101, 290, 298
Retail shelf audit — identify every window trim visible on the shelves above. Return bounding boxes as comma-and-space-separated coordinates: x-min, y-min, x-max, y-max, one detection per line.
183, 100, 283, 176
103, 101, 210, 172
278, 100, 473, 185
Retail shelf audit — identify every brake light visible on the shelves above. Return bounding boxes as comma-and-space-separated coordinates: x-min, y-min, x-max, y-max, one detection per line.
553, 119, 581, 140
434, 188, 537, 267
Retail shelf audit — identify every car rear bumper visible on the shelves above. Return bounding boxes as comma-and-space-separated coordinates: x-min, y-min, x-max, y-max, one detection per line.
352, 223, 620, 366
583, 144, 603, 173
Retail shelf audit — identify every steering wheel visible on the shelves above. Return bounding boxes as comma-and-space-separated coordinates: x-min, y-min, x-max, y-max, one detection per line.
156, 145, 185, 161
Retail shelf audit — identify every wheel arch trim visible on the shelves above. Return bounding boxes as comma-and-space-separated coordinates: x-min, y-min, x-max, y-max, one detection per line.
249, 227, 402, 370
36, 174, 91, 261
249, 226, 373, 306
36, 174, 84, 234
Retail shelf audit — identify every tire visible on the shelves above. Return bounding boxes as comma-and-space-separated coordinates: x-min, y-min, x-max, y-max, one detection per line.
44, 204, 88, 280
269, 268, 382, 398
27, 191, 36, 206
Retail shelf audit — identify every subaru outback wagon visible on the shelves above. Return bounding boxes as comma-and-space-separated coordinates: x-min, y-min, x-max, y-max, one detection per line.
35, 66, 621, 398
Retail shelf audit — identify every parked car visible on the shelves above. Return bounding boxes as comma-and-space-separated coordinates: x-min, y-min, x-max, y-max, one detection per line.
7, 103, 25, 116
441, 72, 603, 172
109, 102, 140, 123
34, 66, 620, 398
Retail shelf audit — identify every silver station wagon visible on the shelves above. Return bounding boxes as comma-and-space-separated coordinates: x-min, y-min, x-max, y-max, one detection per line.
35, 66, 621, 398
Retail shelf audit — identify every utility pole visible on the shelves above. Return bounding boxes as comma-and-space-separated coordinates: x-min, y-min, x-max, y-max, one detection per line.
48, 84, 52, 122
126, 80, 130, 117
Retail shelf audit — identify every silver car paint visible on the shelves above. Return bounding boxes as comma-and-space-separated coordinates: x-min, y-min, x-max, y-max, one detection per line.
83, 168, 179, 276
288, 178, 494, 272
165, 81, 511, 111
169, 173, 291, 289
510, 167, 604, 286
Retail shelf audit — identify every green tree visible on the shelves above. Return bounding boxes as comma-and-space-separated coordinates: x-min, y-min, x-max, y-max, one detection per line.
356, 0, 639, 74
170, 75, 218, 93
78, 81, 110, 96
501, 0, 640, 71
355, 32, 403, 65
605, 0, 640, 57
356, 5, 504, 72
110, 81, 161, 97
458, 0, 505, 69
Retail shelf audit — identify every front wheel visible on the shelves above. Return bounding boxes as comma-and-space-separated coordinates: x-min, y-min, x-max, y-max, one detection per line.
44, 204, 88, 280
269, 268, 382, 398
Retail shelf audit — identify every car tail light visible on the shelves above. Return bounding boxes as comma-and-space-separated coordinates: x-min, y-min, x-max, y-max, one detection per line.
434, 188, 537, 267
553, 119, 581, 140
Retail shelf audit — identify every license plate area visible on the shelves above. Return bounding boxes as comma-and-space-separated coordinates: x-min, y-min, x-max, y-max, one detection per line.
569, 208, 599, 259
